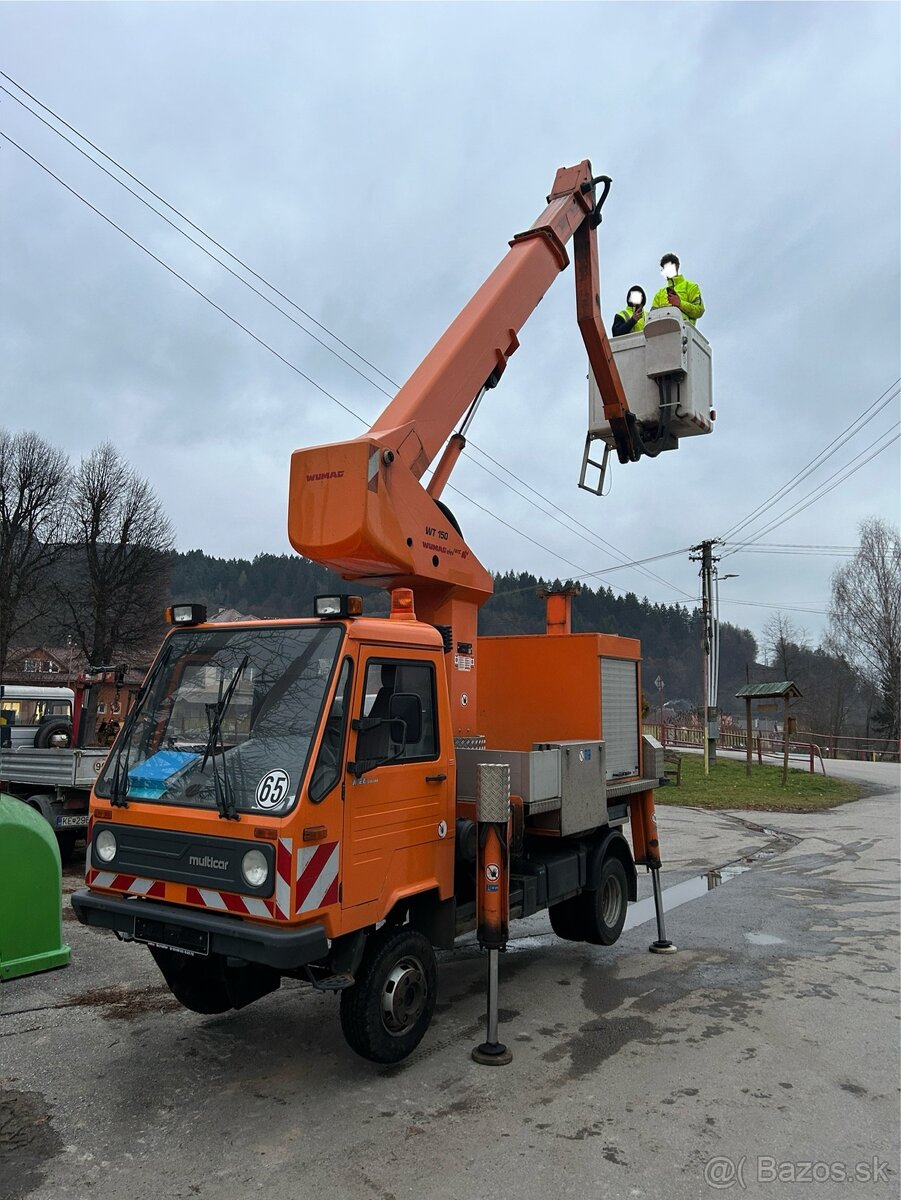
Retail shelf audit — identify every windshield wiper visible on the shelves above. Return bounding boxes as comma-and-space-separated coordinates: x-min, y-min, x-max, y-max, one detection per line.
200, 655, 249, 821
109, 644, 173, 808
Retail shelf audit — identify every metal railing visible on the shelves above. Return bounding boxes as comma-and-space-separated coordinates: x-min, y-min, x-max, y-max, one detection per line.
643, 723, 898, 770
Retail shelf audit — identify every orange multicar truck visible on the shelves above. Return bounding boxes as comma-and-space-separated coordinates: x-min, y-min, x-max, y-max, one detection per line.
73, 162, 709, 1062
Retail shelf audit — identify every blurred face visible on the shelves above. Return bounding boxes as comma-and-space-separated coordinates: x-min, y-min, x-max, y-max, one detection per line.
628, 290, 644, 307
662, 261, 679, 280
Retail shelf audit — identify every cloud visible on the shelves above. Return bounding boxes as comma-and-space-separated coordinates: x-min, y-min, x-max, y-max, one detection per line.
0, 0, 898, 650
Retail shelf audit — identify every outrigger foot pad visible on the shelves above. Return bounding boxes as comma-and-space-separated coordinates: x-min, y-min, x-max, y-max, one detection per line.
649, 940, 678, 954
472, 1041, 513, 1066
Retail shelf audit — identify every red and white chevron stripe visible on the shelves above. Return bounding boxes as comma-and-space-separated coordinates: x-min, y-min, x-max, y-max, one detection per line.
295, 841, 339, 913
86, 868, 166, 898
84, 813, 95, 877
274, 836, 293, 919
185, 886, 273, 918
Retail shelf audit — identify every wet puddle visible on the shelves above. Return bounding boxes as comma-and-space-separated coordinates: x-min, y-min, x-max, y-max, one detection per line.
622, 862, 751, 933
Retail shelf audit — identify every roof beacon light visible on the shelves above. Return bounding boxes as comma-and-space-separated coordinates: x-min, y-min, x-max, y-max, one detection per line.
165, 603, 208, 627
314, 594, 363, 619
390, 588, 416, 621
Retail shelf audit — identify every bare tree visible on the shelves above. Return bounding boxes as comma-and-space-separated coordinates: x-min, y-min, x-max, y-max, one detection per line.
762, 611, 808, 679
829, 518, 901, 743
0, 429, 70, 678
59, 443, 175, 667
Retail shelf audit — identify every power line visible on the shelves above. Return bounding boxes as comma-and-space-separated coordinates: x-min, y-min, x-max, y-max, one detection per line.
718, 379, 900, 543
0, 71, 398, 395
0, 128, 371, 425
463, 441, 695, 599
457, 444, 695, 599
725, 542, 858, 551
724, 425, 900, 551
7, 75, 888, 615
3, 125, 626, 588
0, 72, 697, 602
492, 545, 694, 599
726, 548, 856, 557
718, 598, 830, 617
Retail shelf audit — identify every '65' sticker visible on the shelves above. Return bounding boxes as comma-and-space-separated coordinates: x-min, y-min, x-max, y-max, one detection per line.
256, 769, 291, 809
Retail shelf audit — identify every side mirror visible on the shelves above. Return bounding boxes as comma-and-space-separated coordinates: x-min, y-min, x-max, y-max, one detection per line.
388, 693, 422, 747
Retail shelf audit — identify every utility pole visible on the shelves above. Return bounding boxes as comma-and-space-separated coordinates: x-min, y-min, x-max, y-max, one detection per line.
690, 540, 719, 775
655, 675, 665, 748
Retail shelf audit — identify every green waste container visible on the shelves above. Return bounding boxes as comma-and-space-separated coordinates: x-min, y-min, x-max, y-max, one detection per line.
0, 792, 71, 980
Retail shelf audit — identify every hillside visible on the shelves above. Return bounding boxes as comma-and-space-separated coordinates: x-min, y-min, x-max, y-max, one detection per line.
170, 550, 758, 710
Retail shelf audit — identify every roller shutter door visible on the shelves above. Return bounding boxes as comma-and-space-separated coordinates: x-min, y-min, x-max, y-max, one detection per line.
601, 658, 639, 779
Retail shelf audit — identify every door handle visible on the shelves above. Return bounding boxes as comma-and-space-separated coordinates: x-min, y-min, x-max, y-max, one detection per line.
425, 773, 447, 783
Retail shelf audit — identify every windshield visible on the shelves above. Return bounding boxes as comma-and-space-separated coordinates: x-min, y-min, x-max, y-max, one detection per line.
95, 624, 342, 815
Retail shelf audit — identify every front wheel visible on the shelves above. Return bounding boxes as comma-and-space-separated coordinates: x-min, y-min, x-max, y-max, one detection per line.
339, 926, 437, 1063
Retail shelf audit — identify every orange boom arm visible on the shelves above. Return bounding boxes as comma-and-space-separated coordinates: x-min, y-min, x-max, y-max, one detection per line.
288, 160, 639, 734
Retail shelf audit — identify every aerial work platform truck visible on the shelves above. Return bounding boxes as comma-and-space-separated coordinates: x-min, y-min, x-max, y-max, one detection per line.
73, 161, 713, 1062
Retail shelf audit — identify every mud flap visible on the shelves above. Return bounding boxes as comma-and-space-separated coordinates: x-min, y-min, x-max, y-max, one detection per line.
149, 946, 280, 1014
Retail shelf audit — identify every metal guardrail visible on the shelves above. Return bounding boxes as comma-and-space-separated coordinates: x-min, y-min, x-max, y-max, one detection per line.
643, 723, 899, 769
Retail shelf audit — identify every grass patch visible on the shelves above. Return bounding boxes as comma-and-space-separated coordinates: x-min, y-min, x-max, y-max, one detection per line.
660, 752, 862, 812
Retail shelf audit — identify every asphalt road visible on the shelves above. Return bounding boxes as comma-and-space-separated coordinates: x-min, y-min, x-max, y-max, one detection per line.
2, 760, 898, 1200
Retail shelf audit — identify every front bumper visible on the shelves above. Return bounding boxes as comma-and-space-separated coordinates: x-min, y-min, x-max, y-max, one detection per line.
71, 889, 329, 970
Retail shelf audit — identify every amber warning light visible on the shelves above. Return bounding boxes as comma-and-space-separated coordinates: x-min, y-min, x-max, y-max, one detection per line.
390, 588, 416, 620
165, 603, 208, 626
314, 594, 363, 618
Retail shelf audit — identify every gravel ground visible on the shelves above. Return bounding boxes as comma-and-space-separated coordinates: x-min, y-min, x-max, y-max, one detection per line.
1, 759, 898, 1200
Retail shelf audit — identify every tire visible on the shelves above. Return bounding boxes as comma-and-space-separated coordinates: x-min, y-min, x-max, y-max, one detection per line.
339, 926, 437, 1063
56, 831, 80, 864
548, 853, 630, 946
34, 718, 73, 749
149, 946, 279, 1014
582, 855, 630, 946
548, 894, 588, 941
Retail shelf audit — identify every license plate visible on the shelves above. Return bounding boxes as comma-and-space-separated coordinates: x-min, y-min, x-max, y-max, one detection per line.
56, 815, 89, 828
134, 916, 209, 957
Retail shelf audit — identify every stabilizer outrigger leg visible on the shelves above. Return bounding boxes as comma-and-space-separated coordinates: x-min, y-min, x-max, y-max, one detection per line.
628, 790, 678, 955
648, 865, 677, 955
471, 763, 513, 1067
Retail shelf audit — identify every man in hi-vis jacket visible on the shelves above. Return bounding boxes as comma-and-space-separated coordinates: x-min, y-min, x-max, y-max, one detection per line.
651, 253, 705, 326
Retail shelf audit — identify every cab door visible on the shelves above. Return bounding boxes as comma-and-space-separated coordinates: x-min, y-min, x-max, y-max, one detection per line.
341, 651, 450, 911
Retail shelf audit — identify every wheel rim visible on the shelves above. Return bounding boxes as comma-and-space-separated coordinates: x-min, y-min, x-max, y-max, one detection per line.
381, 955, 428, 1036
601, 874, 623, 927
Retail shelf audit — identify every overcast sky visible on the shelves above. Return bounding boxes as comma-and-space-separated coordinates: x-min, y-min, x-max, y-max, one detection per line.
1, 1, 899, 656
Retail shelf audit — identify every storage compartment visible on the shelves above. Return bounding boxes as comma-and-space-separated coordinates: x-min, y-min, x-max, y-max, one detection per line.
589, 307, 713, 445
456, 747, 560, 808
457, 740, 608, 836
600, 658, 640, 780
534, 740, 607, 835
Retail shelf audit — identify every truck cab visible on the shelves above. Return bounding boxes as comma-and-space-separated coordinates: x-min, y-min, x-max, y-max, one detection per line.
0, 684, 74, 750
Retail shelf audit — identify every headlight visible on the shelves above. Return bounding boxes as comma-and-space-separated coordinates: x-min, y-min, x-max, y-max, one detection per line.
95, 829, 117, 863
241, 849, 269, 888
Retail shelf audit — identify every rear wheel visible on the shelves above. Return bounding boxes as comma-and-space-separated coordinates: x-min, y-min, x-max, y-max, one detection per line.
582, 856, 630, 946
339, 926, 437, 1063
548, 852, 630, 947
548, 894, 587, 941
